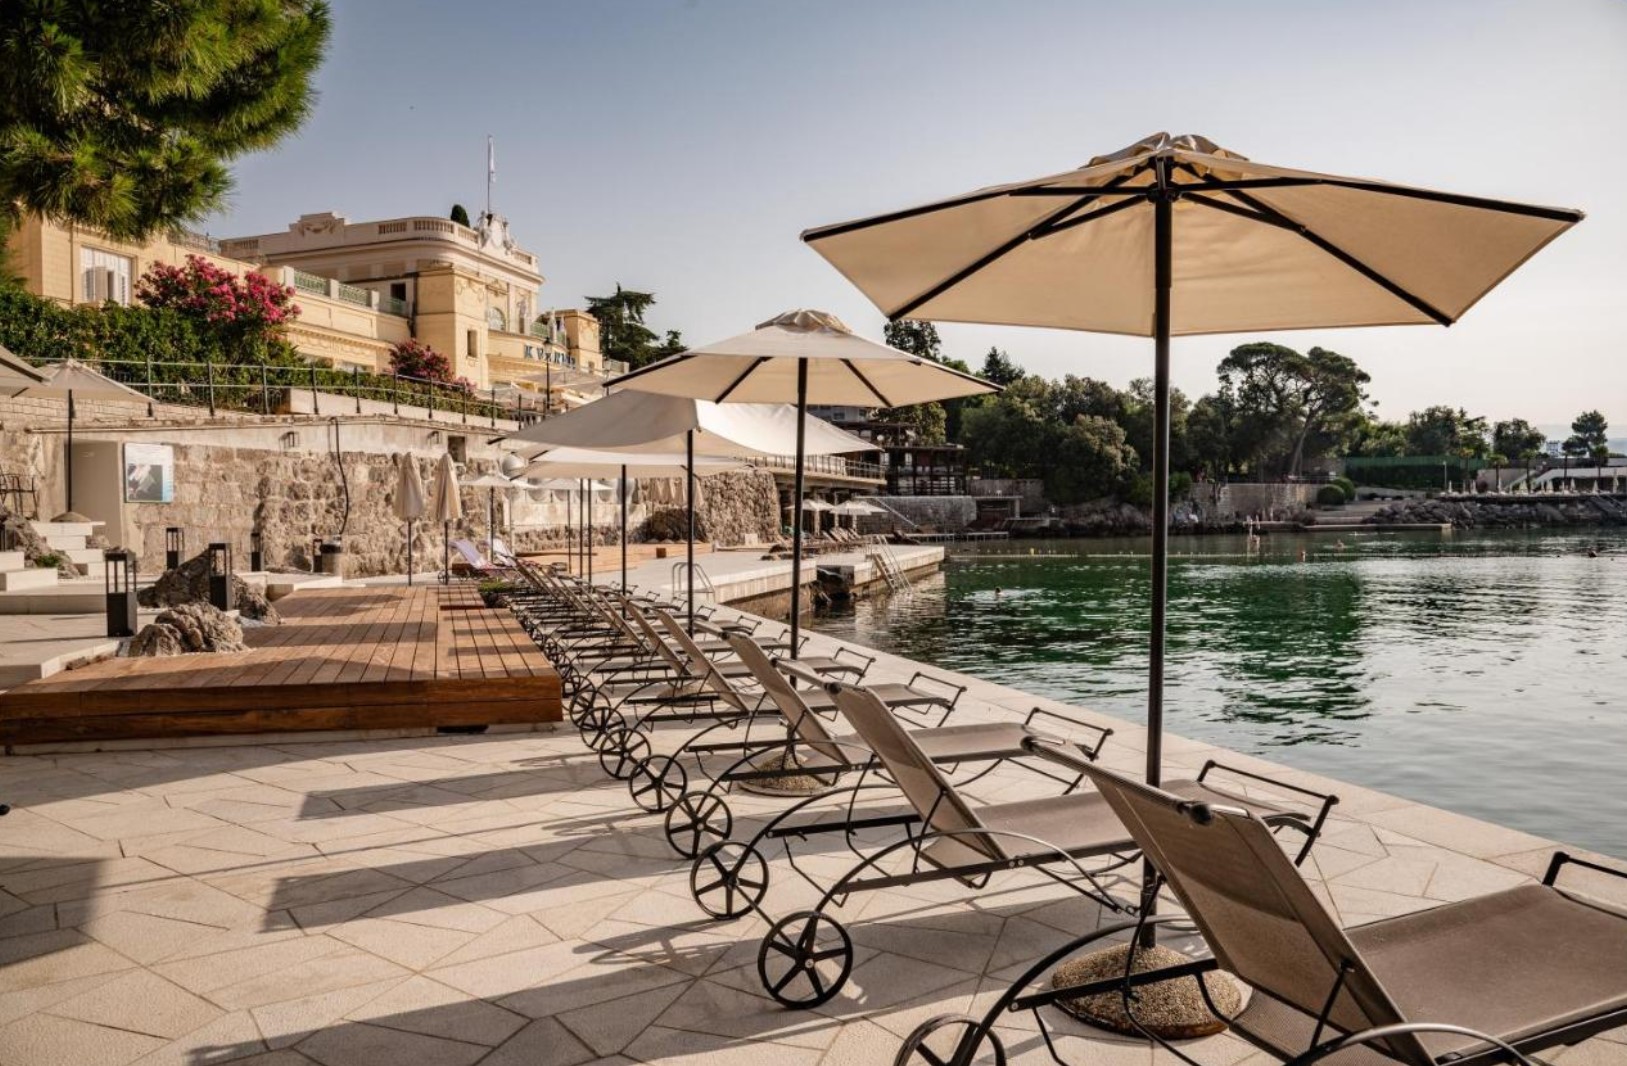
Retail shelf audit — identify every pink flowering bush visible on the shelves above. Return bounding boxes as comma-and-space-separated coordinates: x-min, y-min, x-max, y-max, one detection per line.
137, 255, 300, 332
388, 339, 472, 391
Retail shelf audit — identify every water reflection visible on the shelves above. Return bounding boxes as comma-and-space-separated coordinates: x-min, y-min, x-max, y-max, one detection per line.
817, 530, 1627, 858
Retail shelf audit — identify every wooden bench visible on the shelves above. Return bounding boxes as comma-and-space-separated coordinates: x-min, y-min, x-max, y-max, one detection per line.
0, 586, 561, 746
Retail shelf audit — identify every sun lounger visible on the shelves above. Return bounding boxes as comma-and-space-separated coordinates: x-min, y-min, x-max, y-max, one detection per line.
904, 745, 1627, 1066
736, 682, 1335, 1009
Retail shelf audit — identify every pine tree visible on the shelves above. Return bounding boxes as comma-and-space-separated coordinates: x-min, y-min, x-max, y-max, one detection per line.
0, 1, 331, 241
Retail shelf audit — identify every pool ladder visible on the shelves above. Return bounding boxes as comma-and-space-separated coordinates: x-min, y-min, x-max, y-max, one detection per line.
867, 542, 910, 593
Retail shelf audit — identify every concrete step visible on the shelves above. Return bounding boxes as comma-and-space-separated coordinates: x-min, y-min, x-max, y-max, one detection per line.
64, 547, 106, 574
44, 534, 89, 552
0, 577, 107, 614
0, 551, 24, 573
31, 521, 99, 538
0, 568, 59, 591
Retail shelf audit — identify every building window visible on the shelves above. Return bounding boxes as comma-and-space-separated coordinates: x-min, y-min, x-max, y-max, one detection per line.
486, 307, 506, 331
81, 248, 133, 305
466, 329, 479, 359
390, 282, 407, 301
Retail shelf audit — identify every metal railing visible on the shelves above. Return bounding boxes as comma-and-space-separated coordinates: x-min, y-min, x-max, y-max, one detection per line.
335, 282, 371, 307
291, 270, 328, 296
380, 295, 409, 317
16, 354, 558, 428
748, 453, 884, 480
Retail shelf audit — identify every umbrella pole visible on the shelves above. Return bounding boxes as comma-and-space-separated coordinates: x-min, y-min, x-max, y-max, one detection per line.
1138, 168, 1176, 948
442, 520, 450, 585
789, 359, 808, 657
406, 519, 413, 586
587, 478, 594, 587
686, 430, 695, 633
620, 464, 628, 591
66, 389, 75, 513
488, 488, 495, 561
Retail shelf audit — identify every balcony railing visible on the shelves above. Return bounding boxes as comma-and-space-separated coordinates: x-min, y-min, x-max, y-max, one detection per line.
748, 453, 884, 481
335, 282, 371, 307
379, 295, 408, 317
291, 270, 328, 297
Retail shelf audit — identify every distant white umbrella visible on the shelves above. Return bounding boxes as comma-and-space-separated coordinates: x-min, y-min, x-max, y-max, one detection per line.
520, 448, 748, 590
611, 309, 997, 648
392, 454, 427, 585
463, 472, 517, 561
501, 390, 870, 628
430, 453, 463, 583
9, 358, 147, 513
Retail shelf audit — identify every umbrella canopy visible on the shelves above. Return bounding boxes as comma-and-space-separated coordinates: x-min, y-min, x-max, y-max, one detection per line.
13, 358, 148, 404
430, 454, 463, 524
516, 447, 747, 480
800, 132, 1581, 965
500, 390, 869, 458
462, 473, 518, 489
832, 499, 885, 516
608, 310, 998, 651
802, 132, 1582, 335
0, 344, 46, 391
611, 309, 993, 405
801, 498, 834, 512
392, 455, 427, 522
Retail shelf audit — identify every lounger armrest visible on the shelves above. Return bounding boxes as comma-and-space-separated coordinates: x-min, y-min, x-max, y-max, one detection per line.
1022, 708, 1113, 760
1544, 851, 1627, 888
775, 659, 834, 691
906, 671, 966, 709
1197, 760, 1339, 864
832, 647, 875, 679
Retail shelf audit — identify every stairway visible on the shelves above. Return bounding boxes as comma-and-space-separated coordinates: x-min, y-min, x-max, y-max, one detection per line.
0, 549, 56, 592
866, 542, 910, 593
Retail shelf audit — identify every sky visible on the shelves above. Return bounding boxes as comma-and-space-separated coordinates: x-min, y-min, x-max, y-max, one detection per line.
205, 0, 1627, 437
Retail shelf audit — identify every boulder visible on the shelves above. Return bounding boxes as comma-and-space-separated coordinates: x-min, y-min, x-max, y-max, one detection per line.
137, 550, 281, 622
127, 602, 247, 657
0, 503, 77, 577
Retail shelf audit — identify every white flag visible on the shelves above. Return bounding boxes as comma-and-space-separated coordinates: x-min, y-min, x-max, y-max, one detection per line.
487, 136, 496, 183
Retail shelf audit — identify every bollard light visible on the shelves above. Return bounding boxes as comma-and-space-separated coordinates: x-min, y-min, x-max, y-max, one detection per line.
206, 542, 232, 611
104, 550, 138, 638
165, 527, 184, 570
250, 529, 264, 573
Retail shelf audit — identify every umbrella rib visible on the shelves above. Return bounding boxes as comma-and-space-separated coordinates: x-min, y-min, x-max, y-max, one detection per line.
840, 359, 894, 407
801, 186, 1031, 243
714, 356, 769, 403
1029, 193, 1146, 239
1183, 191, 1454, 327
887, 168, 1148, 321
1012, 177, 1317, 196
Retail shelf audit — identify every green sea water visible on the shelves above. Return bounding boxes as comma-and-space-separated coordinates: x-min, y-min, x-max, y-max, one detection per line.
817, 529, 1627, 858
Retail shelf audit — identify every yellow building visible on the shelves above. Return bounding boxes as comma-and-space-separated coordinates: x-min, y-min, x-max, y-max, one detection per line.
4, 214, 615, 401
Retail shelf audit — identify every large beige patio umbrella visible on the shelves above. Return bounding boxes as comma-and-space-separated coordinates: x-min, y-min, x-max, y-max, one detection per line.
430, 453, 463, 583
499, 390, 870, 627
610, 310, 997, 648
9, 358, 147, 513
392, 454, 427, 585
802, 131, 1582, 968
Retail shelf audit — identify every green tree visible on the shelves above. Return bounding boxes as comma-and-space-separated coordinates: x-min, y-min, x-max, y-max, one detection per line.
0, 1, 331, 241
874, 319, 947, 443
1120, 377, 1191, 476
978, 347, 1025, 386
1346, 415, 1408, 458
1216, 342, 1370, 477
449, 204, 471, 227
1186, 392, 1236, 477
1566, 410, 1609, 457
1404, 405, 1488, 458
584, 285, 665, 369
1045, 415, 1136, 505
1492, 418, 1546, 462
959, 378, 1052, 478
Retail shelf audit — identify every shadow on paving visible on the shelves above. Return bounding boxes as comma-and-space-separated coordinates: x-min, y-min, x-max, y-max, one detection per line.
295, 763, 601, 819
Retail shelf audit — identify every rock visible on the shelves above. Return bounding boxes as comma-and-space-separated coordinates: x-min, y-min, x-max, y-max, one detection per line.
137, 550, 280, 622
127, 602, 246, 657
0, 503, 77, 577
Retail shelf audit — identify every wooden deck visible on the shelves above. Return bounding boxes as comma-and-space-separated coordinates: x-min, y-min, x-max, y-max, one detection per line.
0, 586, 561, 746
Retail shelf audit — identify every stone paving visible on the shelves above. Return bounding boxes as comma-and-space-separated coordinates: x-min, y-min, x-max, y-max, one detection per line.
2, 606, 1626, 1065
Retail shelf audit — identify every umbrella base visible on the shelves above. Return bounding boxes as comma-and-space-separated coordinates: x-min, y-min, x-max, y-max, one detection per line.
1051, 943, 1239, 1040
50, 511, 94, 524
735, 751, 844, 797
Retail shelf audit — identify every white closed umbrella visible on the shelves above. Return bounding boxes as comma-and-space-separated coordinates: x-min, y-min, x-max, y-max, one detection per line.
430, 453, 463, 583
392, 454, 427, 585
463, 473, 516, 562
611, 309, 997, 649
802, 130, 1582, 969
10, 358, 148, 513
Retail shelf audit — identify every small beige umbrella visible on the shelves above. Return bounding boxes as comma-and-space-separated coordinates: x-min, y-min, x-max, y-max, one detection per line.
429, 453, 463, 583
10, 358, 148, 513
392, 454, 427, 585
610, 309, 997, 648
0, 344, 46, 392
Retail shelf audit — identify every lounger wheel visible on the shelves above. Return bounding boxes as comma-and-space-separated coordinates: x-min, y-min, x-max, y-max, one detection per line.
894, 1014, 1006, 1066
598, 728, 648, 780
578, 707, 625, 752
628, 754, 686, 813
663, 790, 731, 857
690, 841, 767, 919
757, 910, 853, 1009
